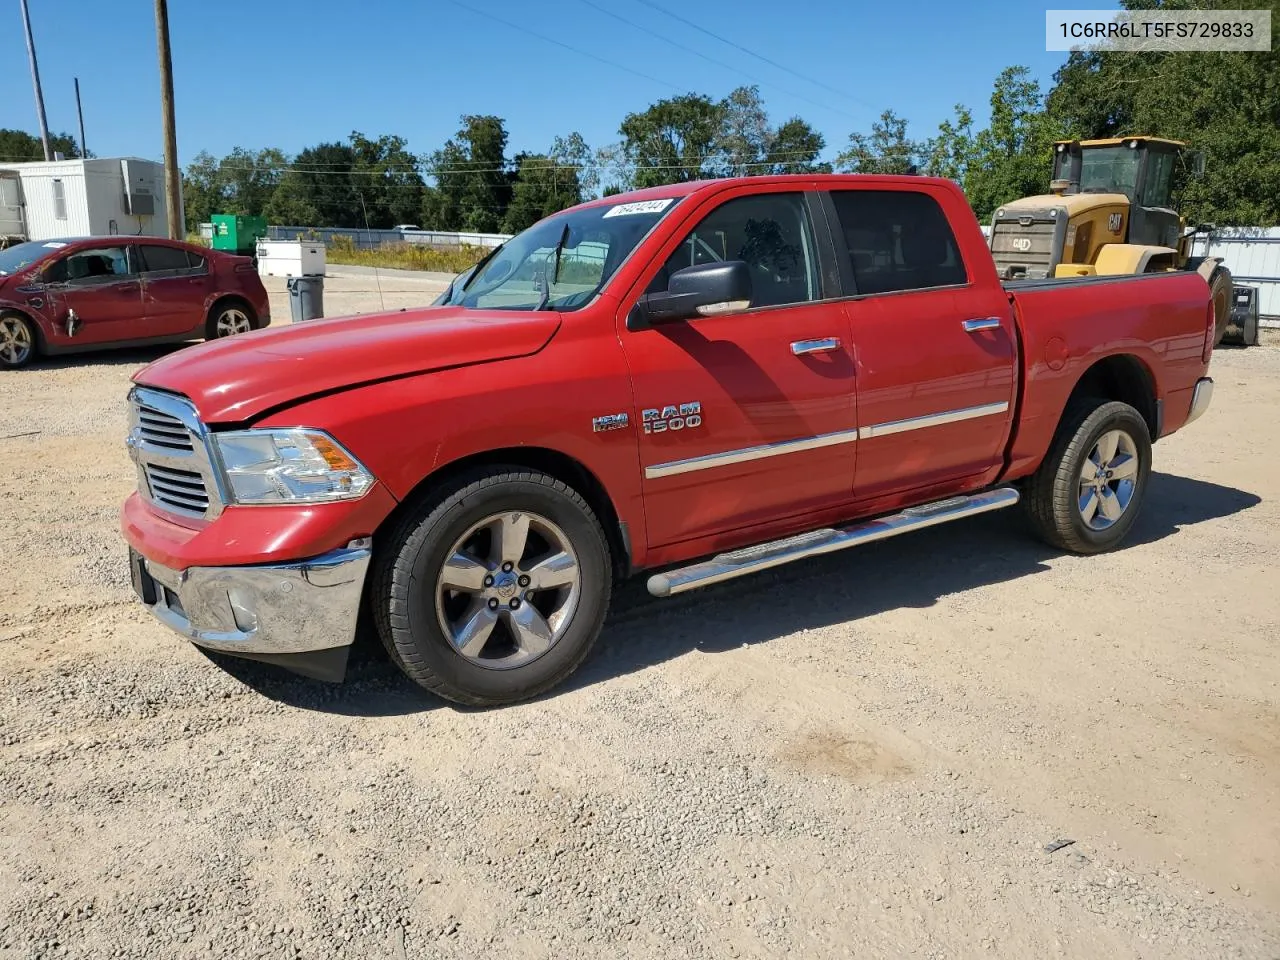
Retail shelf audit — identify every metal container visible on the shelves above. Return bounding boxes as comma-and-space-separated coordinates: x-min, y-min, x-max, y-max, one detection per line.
287, 275, 325, 322
211, 214, 267, 255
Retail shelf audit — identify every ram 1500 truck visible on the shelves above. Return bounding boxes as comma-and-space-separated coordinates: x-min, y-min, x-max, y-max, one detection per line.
120, 175, 1218, 706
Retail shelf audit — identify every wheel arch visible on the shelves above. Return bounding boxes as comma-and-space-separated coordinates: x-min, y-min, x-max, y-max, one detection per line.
1060, 353, 1159, 441
375, 446, 633, 581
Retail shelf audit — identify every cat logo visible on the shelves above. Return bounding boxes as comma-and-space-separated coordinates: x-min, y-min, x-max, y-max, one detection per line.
642, 402, 702, 434
1108, 213, 1123, 233
1012, 237, 1033, 252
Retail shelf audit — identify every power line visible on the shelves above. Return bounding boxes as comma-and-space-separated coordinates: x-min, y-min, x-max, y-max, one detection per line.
629, 0, 876, 111
571, 0, 859, 122
446, 0, 682, 93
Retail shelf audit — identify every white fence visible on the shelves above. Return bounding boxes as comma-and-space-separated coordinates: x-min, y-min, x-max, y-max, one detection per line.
198, 223, 509, 250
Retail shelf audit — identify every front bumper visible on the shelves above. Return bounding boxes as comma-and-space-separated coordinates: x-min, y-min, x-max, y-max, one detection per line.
1184, 376, 1214, 427
129, 541, 371, 656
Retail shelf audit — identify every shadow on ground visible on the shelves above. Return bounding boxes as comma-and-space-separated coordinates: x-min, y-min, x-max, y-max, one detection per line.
213, 472, 1261, 715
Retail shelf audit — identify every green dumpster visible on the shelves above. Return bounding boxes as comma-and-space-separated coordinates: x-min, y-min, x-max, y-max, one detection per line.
211, 215, 268, 255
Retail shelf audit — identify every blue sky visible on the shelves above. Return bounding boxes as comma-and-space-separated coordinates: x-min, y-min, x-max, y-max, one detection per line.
6, 0, 1075, 169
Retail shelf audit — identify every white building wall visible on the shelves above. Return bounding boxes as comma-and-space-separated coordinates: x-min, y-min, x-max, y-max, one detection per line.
0, 158, 169, 241
1194, 228, 1280, 323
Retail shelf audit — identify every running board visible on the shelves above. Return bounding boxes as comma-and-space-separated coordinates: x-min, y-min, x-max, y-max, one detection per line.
646, 486, 1020, 598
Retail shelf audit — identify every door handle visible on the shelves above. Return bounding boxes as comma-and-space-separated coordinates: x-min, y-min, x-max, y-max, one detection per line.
962, 317, 1002, 332
791, 337, 842, 356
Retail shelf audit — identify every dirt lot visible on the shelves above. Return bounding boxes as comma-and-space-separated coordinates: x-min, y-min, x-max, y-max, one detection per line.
1, 273, 1278, 959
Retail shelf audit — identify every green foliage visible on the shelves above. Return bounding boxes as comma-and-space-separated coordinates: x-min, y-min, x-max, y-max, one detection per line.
325, 236, 487, 273
1048, 0, 1280, 225
427, 116, 511, 233
836, 110, 919, 174
0, 129, 82, 161
619, 93, 724, 188
502, 153, 584, 234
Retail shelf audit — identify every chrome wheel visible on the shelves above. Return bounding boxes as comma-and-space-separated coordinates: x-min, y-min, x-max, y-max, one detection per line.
214, 308, 252, 337
434, 511, 581, 670
1078, 429, 1139, 530
0, 316, 33, 367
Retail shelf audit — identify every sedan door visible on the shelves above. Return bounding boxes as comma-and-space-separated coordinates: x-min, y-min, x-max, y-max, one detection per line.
138, 243, 211, 337
822, 185, 1018, 503
618, 187, 857, 548
42, 244, 143, 345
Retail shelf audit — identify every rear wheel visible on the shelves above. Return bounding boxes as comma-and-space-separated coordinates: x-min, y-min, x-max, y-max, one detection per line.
372, 467, 612, 706
1024, 400, 1152, 554
0, 312, 36, 369
206, 302, 254, 340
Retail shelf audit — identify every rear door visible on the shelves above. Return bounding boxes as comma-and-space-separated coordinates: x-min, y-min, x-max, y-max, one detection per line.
822, 185, 1017, 501
139, 243, 210, 336
42, 243, 143, 345
618, 186, 857, 547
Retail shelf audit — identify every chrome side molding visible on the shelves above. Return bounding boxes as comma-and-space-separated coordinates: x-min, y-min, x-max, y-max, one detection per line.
646, 486, 1020, 597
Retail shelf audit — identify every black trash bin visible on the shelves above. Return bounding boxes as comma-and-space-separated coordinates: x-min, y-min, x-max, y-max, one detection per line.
287, 274, 325, 322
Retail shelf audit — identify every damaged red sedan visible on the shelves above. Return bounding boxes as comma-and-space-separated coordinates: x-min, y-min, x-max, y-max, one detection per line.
0, 236, 270, 369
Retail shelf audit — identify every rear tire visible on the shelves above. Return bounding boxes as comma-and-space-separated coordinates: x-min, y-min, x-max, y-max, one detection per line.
1208, 266, 1233, 348
206, 301, 255, 340
0, 311, 36, 369
1023, 399, 1152, 554
372, 467, 612, 707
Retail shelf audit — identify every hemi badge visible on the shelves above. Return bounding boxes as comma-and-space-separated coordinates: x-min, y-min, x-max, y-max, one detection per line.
592, 413, 630, 433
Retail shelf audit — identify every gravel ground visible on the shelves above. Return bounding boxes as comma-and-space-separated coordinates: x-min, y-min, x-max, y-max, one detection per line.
1, 277, 1278, 959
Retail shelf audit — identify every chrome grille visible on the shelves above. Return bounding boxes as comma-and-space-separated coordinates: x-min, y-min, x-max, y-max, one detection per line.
135, 404, 194, 451
127, 387, 223, 520
144, 463, 210, 514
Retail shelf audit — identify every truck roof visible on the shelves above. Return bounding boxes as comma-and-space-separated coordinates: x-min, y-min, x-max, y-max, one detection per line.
572, 173, 962, 211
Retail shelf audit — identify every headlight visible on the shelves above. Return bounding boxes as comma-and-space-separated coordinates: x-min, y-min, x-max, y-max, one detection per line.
211, 429, 375, 504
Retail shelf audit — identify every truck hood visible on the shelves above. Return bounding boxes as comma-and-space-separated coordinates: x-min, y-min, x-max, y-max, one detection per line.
133, 306, 562, 423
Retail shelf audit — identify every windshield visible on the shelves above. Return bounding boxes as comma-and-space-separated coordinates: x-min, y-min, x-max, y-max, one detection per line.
1078, 146, 1140, 197
438, 197, 681, 311
0, 240, 64, 277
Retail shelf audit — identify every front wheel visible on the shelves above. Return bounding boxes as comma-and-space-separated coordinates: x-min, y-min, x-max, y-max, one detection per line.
0, 312, 36, 369
372, 468, 612, 706
1023, 400, 1152, 554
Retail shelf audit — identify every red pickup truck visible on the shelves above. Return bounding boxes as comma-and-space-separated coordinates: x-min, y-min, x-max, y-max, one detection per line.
120, 175, 1217, 706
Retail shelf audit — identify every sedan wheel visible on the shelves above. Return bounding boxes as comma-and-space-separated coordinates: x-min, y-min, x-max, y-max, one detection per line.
212, 307, 252, 338
0, 314, 35, 369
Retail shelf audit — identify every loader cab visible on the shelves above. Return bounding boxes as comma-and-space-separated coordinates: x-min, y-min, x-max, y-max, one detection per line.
1051, 137, 1186, 251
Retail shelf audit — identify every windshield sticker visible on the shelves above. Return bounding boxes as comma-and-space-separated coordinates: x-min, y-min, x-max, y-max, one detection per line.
602, 198, 676, 218
42, 241, 68, 248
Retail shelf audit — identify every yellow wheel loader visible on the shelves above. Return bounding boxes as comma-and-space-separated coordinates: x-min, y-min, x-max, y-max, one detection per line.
989, 137, 1234, 345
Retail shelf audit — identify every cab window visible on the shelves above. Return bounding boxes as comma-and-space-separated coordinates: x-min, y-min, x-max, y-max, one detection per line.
648, 192, 820, 309
829, 189, 967, 295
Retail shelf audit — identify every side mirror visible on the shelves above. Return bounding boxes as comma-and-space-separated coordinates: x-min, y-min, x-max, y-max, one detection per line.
627, 260, 753, 331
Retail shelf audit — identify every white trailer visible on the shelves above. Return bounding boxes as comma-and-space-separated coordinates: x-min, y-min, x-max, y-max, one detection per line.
0, 158, 175, 242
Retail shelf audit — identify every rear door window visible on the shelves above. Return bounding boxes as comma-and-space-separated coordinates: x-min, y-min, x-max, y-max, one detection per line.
829, 190, 967, 295
139, 244, 203, 277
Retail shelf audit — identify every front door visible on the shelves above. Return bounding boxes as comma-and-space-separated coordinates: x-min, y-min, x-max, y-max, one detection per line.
619, 188, 857, 548
824, 186, 1018, 502
42, 244, 143, 345
138, 242, 211, 336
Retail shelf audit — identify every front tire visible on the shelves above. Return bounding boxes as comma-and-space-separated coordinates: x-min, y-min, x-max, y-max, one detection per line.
1024, 400, 1152, 554
0, 312, 36, 369
372, 467, 612, 706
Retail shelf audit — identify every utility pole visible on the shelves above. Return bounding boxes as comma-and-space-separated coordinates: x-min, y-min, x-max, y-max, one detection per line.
154, 0, 182, 239
19, 0, 53, 161
74, 78, 87, 157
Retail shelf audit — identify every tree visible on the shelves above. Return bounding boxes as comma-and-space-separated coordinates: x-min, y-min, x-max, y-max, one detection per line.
765, 118, 830, 175
1047, 0, 1280, 225
0, 129, 82, 161
426, 116, 511, 232
349, 131, 424, 228
920, 105, 976, 183
502, 153, 584, 233
619, 94, 724, 188
266, 142, 357, 228
181, 151, 224, 229
836, 110, 920, 174
714, 86, 770, 177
